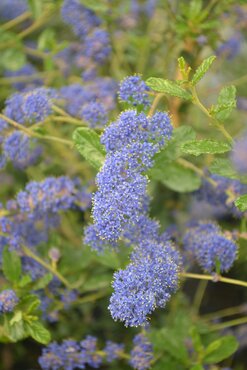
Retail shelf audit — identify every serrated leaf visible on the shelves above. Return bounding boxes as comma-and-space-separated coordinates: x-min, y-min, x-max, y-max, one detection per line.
203, 335, 238, 364
149, 161, 201, 192
209, 158, 239, 179
181, 139, 231, 156
31, 273, 53, 290
20, 294, 41, 314
234, 194, 247, 212
146, 78, 192, 100
2, 247, 22, 283
4, 317, 27, 342
191, 56, 216, 85
72, 128, 106, 170
210, 86, 236, 121
25, 321, 51, 344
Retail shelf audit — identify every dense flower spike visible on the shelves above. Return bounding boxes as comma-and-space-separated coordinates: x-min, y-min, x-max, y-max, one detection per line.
183, 221, 237, 273
109, 238, 180, 326
61, 0, 101, 39
3, 131, 42, 169
84, 29, 111, 63
80, 101, 108, 128
22, 88, 55, 123
129, 333, 153, 370
0, 290, 18, 313
216, 33, 242, 60
119, 75, 150, 107
39, 336, 125, 370
92, 110, 172, 242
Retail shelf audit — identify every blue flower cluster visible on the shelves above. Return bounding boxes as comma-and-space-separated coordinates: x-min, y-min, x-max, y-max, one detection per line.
39, 335, 124, 370
0, 0, 27, 20
183, 221, 237, 273
109, 236, 180, 326
0, 88, 56, 169
0, 289, 18, 313
59, 78, 117, 127
119, 75, 151, 107
196, 174, 247, 218
91, 109, 173, 243
216, 32, 243, 60
39, 333, 153, 370
129, 333, 153, 370
61, 0, 111, 67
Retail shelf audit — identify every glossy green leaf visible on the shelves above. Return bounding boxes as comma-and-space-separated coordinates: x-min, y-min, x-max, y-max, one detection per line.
203, 335, 238, 364
149, 161, 201, 192
25, 321, 51, 344
2, 247, 22, 283
234, 194, 247, 212
146, 78, 192, 100
72, 127, 106, 170
181, 139, 231, 156
191, 56, 216, 85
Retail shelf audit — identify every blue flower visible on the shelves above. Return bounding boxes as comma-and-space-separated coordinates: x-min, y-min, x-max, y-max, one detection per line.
84, 29, 111, 63
80, 102, 108, 127
129, 333, 153, 370
61, 0, 101, 39
0, 289, 19, 313
119, 75, 150, 107
183, 221, 237, 273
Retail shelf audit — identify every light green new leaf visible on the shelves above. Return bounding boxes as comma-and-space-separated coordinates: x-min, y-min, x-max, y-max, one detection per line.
146, 78, 192, 100
210, 85, 236, 121
73, 127, 106, 170
191, 56, 216, 85
209, 158, 239, 179
181, 139, 232, 156
203, 335, 238, 364
25, 321, 51, 345
2, 247, 22, 283
234, 194, 247, 212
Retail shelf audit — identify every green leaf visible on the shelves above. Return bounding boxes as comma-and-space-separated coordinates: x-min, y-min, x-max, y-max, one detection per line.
38, 28, 56, 51
146, 78, 192, 100
153, 126, 196, 163
10, 311, 22, 326
209, 158, 239, 179
181, 139, 231, 156
18, 275, 32, 288
31, 273, 53, 290
4, 317, 27, 342
234, 194, 247, 212
149, 161, 201, 193
188, 0, 202, 19
25, 321, 51, 344
20, 294, 41, 314
79, 0, 108, 12
2, 247, 22, 283
203, 335, 238, 364
150, 328, 189, 364
191, 56, 216, 85
0, 49, 27, 71
72, 128, 106, 170
190, 365, 204, 370
210, 86, 236, 121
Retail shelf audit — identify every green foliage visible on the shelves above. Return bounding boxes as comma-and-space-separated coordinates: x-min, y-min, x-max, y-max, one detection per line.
150, 161, 201, 192
72, 127, 106, 170
210, 86, 236, 121
234, 194, 247, 212
181, 139, 232, 156
203, 335, 238, 364
146, 78, 192, 100
2, 248, 22, 283
191, 56, 216, 85
24, 321, 51, 345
